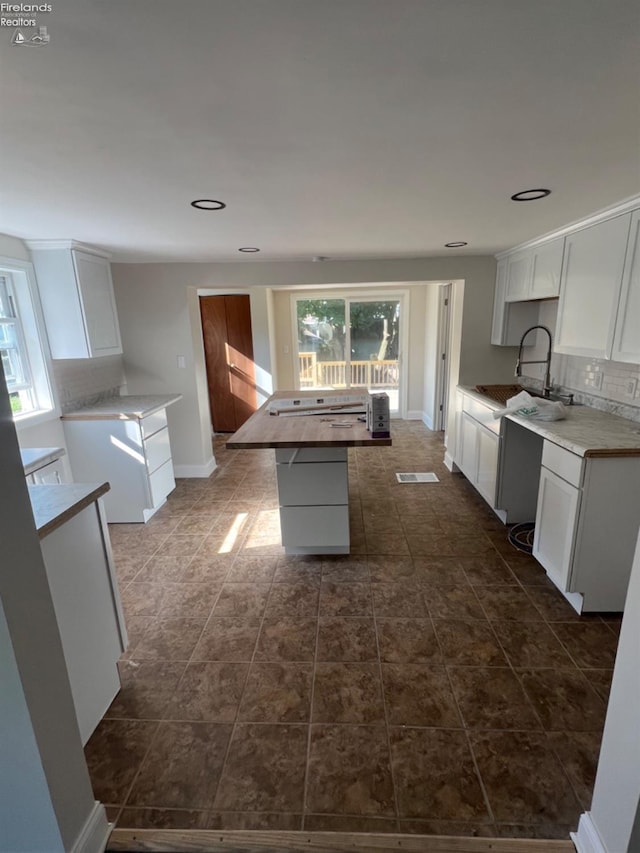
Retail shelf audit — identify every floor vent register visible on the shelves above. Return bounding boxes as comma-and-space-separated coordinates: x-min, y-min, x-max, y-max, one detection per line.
395, 472, 440, 483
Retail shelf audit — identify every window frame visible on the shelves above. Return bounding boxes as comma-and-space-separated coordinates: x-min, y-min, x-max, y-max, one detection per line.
0, 256, 59, 429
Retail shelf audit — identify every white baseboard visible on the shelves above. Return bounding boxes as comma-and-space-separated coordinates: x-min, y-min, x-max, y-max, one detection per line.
173, 457, 217, 479
571, 812, 607, 853
421, 412, 434, 430
70, 802, 110, 853
406, 410, 423, 420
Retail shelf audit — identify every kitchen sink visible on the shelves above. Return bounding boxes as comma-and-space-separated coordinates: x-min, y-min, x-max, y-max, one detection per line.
474, 384, 523, 405
474, 384, 582, 406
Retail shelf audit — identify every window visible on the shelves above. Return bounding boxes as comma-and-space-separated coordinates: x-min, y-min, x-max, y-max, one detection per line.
0, 260, 56, 422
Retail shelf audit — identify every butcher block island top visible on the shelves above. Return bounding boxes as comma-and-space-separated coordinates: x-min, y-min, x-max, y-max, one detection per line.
226, 390, 393, 449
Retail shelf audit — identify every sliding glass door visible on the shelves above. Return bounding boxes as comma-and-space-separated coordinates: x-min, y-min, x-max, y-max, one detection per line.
295, 296, 402, 414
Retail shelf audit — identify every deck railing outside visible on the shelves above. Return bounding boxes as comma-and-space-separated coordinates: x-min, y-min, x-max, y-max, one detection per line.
298, 352, 399, 390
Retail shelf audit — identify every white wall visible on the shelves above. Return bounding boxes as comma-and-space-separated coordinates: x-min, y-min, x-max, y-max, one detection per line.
112, 255, 517, 468
577, 528, 640, 853
0, 599, 64, 852
0, 365, 108, 852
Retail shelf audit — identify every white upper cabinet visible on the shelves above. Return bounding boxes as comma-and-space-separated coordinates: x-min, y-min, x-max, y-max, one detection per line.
505, 251, 532, 301
554, 214, 631, 359
504, 238, 563, 303
491, 258, 540, 345
611, 209, 640, 363
529, 237, 564, 299
28, 242, 122, 359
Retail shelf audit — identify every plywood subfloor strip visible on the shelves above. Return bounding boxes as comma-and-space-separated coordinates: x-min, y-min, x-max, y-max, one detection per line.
107, 828, 575, 853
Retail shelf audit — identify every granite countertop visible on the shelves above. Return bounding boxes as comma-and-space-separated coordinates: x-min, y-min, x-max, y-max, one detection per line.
460, 385, 640, 457
61, 394, 182, 421
29, 482, 110, 539
21, 446, 66, 475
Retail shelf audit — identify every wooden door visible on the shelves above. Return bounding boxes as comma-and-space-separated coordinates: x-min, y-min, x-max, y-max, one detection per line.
200, 295, 257, 432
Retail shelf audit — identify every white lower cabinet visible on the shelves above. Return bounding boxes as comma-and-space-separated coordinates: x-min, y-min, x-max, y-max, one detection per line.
275, 447, 349, 554
533, 440, 640, 612
458, 412, 480, 483
63, 409, 176, 523
476, 423, 500, 505
40, 499, 126, 744
533, 465, 580, 592
455, 394, 501, 511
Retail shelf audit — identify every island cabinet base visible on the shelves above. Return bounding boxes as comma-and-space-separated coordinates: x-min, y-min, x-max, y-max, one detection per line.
40, 499, 127, 744
275, 448, 350, 554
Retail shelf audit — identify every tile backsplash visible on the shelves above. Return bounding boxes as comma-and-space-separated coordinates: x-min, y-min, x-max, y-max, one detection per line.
515, 300, 640, 422
53, 355, 125, 412
556, 354, 640, 421
521, 352, 640, 422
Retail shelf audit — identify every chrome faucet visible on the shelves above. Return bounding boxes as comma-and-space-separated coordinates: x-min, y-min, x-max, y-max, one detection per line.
515, 325, 553, 398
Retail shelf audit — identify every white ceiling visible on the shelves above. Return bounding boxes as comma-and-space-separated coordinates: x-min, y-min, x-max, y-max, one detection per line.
1, 0, 639, 262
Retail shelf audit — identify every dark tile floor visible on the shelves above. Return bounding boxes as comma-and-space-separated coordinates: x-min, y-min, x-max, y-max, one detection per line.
87, 422, 620, 839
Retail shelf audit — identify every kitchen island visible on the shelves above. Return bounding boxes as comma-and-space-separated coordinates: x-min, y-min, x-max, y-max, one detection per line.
29, 481, 127, 743
455, 385, 640, 612
227, 390, 392, 554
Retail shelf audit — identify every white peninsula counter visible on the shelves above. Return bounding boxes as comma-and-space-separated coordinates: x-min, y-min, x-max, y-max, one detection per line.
227, 390, 392, 555
30, 482, 127, 744
62, 394, 182, 523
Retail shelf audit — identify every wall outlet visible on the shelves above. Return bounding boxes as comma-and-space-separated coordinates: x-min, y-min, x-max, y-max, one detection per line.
626, 378, 638, 398
177, 355, 186, 369
592, 372, 603, 390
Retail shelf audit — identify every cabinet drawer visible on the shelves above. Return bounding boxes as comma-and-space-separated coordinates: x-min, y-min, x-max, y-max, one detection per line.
148, 459, 175, 508
541, 441, 583, 487
144, 426, 172, 473
141, 409, 168, 440
275, 447, 348, 464
280, 505, 349, 548
277, 462, 348, 506
462, 396, 501, 434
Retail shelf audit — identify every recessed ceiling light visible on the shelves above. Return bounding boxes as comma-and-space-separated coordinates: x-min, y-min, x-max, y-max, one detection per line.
444, 241, 468, 248
510, 188, 551, 202
238, 247, 260, 253
190, 199, 226, 210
